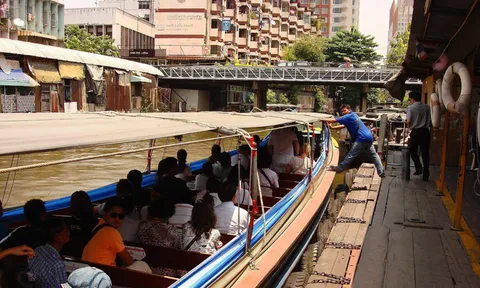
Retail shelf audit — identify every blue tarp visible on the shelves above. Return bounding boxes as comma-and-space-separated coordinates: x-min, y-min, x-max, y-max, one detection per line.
0, 68, 39, 87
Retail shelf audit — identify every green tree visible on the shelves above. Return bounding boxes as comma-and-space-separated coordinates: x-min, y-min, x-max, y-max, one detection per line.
282, 35, 326, 63
386, 24, 410, 66
324, 27, 381, 65
267, 89, 277, 104
314, 87, 326, 112
65, 25, 120, 57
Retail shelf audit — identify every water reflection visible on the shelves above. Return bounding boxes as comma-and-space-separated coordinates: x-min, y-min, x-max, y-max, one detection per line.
0, 131, 266, 208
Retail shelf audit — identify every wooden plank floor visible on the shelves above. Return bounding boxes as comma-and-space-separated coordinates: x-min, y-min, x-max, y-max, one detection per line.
353, 160, 480, 288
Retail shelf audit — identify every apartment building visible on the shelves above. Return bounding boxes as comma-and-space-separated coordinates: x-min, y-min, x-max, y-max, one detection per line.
388, 0, 413, 51
64, 8, 156, 61
0, 0, 65, 46
329, 0, 359, 36
99, 0, 155, 24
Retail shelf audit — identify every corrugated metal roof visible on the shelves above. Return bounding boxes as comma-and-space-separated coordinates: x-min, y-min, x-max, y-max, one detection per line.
0, 39, 163, 76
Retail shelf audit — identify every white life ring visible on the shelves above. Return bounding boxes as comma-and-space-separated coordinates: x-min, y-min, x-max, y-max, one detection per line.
435, 78, 445, 111
441, 62, 472, 115
430, 93, 441, 128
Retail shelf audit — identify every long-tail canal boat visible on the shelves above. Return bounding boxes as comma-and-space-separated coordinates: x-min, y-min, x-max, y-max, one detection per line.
0, 111, 339, 287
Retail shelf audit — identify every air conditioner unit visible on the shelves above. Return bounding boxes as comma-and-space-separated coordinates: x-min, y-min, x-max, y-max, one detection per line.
27, 13, 34, 22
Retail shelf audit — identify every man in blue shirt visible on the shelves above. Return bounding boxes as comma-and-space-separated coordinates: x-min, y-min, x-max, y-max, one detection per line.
29, 218, 70, 288
323, 104, 385, 177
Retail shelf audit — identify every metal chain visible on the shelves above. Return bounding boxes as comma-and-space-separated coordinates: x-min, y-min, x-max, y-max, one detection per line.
336, 216, 366, 223
309, 271, 351, 285
351, 185, 368, 190
346, 199, 367, 204
325, 241, 362, 250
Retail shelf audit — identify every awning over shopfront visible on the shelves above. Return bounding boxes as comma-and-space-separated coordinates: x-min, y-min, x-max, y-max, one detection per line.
58, 61, 85, 80
27, 60, 61, 84
0, 68, 39, 87
130, 74, 152, 83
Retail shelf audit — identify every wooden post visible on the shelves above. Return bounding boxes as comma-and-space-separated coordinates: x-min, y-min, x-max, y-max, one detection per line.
438, 111, 450, 195
453, 112, 470, 230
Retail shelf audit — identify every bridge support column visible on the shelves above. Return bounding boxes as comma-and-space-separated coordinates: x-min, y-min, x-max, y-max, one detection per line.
360, 84, 369, 113
253, 81, 267, 111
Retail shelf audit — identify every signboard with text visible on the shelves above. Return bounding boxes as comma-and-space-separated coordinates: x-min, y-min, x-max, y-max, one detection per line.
156, 12, 206, 35
222, 19, 231, 31
129, 49, 155, 57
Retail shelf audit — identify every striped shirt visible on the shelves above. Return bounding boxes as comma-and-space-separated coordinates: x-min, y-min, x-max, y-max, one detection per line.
29, 244, 67, 288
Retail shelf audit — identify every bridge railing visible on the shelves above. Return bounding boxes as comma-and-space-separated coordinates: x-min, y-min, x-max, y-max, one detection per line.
156, 65, 421, 85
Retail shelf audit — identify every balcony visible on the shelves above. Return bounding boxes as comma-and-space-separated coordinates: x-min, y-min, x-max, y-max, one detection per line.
211, 3, 222, 13
304, 22, 310, 30
273, 7, 281, 15
237, 37, 247, 46
224, 9, 235, 18
210, 28, 221, 39
224, 33, 235, 42
263, 2, 272, 11
281, 11, 289, 19
260, 45, 270, 53
280, 31, 288, 38
237, 13, 248, 23
288, 34, 296, 42
289, 15, 297, 23
251, 0, 262, 4
251, 18, 259, 28
297, 19, 304, 26
250, 41, 258, 50
261, 24, 270, 32
290, 0, 298, 8
270, 26, 280, 35
332, 2, 348, 8
271, 47, 280, 55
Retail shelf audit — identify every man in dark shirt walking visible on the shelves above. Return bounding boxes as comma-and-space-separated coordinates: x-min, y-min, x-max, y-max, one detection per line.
406, 91, 432, 181
323, 104, 385, 177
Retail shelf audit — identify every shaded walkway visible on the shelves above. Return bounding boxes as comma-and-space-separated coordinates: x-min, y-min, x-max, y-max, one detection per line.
353, 164, 479, 288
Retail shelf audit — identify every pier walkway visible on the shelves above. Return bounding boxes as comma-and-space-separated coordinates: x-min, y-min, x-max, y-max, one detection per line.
353, 164, 479, 288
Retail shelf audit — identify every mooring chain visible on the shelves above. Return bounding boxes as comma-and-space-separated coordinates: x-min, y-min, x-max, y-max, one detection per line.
351, 185, 368, 191
309, 271, 351, 285
345, 199, 367, 204
325, 241, 362, 250
336, 216, 366, 223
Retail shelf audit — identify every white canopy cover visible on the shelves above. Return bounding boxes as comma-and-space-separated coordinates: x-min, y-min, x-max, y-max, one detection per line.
0, 111, 332, 155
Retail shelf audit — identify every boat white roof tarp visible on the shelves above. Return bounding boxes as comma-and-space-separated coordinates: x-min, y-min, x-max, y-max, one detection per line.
0, 39, 163, 76
0, 112, 332, 156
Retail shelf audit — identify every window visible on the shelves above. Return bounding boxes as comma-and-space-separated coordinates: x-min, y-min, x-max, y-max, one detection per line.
321, 8, 328, 14
332, 26, 342, 32
333, 0, 342, 4
334, 17, 341, 23
27, 6, 33, 14
352, 0, 355, 4
51, 13, 56, 27
211, 19, 219, 28
211, 45, 218, 55
43, 11, 48, 26
321, 26, 327, 32
333, 8, 342, 13
322, 0, 328, 4
138, 1, 150, 9
314, 8, 320, 14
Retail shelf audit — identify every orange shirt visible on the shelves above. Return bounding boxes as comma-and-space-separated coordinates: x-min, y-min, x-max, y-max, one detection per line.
81, 219, 125, 266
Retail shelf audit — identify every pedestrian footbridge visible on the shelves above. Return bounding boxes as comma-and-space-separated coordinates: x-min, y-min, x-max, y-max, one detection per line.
157, 65, 421, 87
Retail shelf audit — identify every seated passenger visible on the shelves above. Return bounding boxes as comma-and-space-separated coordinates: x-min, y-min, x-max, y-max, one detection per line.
213, 152, 232, 182
231, 145, 251, 171
209, 144, 222, 164
28, 218, 70, 288
97, 180, 140, 242
258, 152, 279, 197
140, 185, 162, 221
169, 193, 194, 226
156, 157, 192, 205
137, 198, 182, 276
253, 135, 262, 147
82, 197, 151, 274
214, 182, 249, 235
183, 194, 223, 254
195, 161, 214, 191
62, 191, 99, 258
195, 177, 223, 207
0, 199, 47, 250
128, 169, 150, 207
175, 149, 192, 182
286, 143, 316, 175
268, 127, 300, 173
227, 165, 253, 206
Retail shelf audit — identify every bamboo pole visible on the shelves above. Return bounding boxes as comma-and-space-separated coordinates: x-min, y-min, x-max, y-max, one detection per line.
438, 110, 450, 195
453, 112, 470, 230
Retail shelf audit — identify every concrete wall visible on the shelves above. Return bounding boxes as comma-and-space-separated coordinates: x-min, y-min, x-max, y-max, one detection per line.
172, 89, 210, 112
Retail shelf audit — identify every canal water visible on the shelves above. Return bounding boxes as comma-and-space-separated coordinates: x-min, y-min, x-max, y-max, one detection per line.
0, 131, 261, 209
